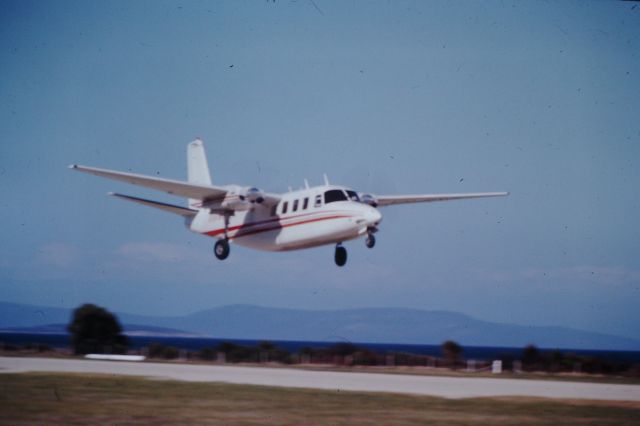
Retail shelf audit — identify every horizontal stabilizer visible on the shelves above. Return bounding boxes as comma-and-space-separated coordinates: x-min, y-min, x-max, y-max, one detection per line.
376, 192, 508, 206
70, 164, 227, 201
109, 192, 198, 217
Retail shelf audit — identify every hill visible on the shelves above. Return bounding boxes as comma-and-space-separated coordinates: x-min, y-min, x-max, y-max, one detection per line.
1, 302, 638, 350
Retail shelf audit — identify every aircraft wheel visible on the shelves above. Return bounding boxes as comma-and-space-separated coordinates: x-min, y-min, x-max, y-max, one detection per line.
334, 244, 347, 267
365, 233, 376, 249
214, 239, 230, 260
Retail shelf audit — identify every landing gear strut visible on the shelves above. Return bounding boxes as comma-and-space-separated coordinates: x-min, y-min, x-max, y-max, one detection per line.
214, 239, 230, 260
334, 243, 347, 267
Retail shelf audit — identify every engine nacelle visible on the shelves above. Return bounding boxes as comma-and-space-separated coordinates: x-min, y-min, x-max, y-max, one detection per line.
220, 187, 265, 211
239, 187, 265, 204
360, 193, 378, 208
221, 197, 251, 211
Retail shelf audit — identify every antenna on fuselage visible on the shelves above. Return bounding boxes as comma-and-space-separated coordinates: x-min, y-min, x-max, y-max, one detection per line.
323, 174, 330, 186
304, 179, 310, 189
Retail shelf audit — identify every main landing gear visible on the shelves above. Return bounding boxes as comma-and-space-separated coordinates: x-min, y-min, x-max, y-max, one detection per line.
214, 239, 230, 260
334, 243, 347, 267
214, 213, 231, 261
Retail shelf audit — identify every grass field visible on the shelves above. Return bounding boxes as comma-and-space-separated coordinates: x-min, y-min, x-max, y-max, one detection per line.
1, 373, 639, 425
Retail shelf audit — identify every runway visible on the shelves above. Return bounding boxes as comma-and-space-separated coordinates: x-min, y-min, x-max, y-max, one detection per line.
1, 356, 639, 401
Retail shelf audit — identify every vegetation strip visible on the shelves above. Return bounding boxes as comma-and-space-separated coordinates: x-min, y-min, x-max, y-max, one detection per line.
1, 373, 638, 425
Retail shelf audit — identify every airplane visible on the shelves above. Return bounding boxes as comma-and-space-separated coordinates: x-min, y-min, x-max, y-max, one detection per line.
70, 139, 508, 266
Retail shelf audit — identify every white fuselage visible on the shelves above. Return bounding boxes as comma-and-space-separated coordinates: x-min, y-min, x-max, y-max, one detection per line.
188, 185, 382, 251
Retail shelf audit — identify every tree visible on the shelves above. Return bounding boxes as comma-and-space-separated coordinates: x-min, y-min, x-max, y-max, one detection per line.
522, 344, 540, 370
67, 303, 129, 355
441, 340, 463, 368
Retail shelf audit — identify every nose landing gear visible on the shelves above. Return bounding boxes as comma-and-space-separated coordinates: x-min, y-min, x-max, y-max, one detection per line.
365, 233, 376, 249
365, 227, 377, 249
334, 243, 347, 267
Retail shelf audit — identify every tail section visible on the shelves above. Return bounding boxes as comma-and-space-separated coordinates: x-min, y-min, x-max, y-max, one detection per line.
187, 139, 212, 208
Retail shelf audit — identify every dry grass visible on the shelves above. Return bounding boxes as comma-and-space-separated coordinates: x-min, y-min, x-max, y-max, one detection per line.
1, 373, 639, 425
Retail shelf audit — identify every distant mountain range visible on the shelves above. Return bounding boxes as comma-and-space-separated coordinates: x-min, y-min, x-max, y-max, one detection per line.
1, 301, 638, 350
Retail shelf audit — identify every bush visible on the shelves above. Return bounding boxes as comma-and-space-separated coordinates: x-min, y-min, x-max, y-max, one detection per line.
147, 343, 180, 359
215, 342, 258, 363
199, 347, 217, 361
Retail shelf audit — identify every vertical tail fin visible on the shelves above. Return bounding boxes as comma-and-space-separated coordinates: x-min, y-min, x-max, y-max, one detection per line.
187, 139, 212, 208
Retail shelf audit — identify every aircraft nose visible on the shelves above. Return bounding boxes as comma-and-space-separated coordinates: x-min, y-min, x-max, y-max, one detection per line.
365, 207, 382, 227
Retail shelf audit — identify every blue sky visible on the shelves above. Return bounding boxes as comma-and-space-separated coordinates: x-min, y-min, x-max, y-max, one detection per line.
1, 1, 639, 342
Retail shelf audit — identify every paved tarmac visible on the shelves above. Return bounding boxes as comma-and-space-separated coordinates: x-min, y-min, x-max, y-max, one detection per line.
2, 356, 639, 401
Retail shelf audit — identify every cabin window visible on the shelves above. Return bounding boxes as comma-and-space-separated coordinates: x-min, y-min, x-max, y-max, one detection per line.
303, 197, 309, 210
293, 199, 299, 212
324, 189, 348, 204
314, 194, 322, 207
282, 201, 288, 214
346, 190, 360, 202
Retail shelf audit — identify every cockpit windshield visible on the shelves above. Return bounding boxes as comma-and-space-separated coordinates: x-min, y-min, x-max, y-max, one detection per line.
346, 190, 359, 202
324, 189, 348, 204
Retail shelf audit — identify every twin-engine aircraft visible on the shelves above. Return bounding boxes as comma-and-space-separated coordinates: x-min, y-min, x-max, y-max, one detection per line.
70, 139, 508, 266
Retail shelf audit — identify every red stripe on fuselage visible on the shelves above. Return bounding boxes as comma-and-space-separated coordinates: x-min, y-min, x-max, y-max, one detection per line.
206, 210, 346, 236
205, 213, 355, 240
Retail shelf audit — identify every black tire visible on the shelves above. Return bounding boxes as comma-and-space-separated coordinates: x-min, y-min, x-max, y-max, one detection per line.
365, 233, 376, 249
214, 239, 230, 260
334, 245, 347, 267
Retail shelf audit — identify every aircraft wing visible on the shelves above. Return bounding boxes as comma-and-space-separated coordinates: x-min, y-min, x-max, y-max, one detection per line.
375, 192, 508, 206
70, 164, 228, 201
109, 193, 198, 217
